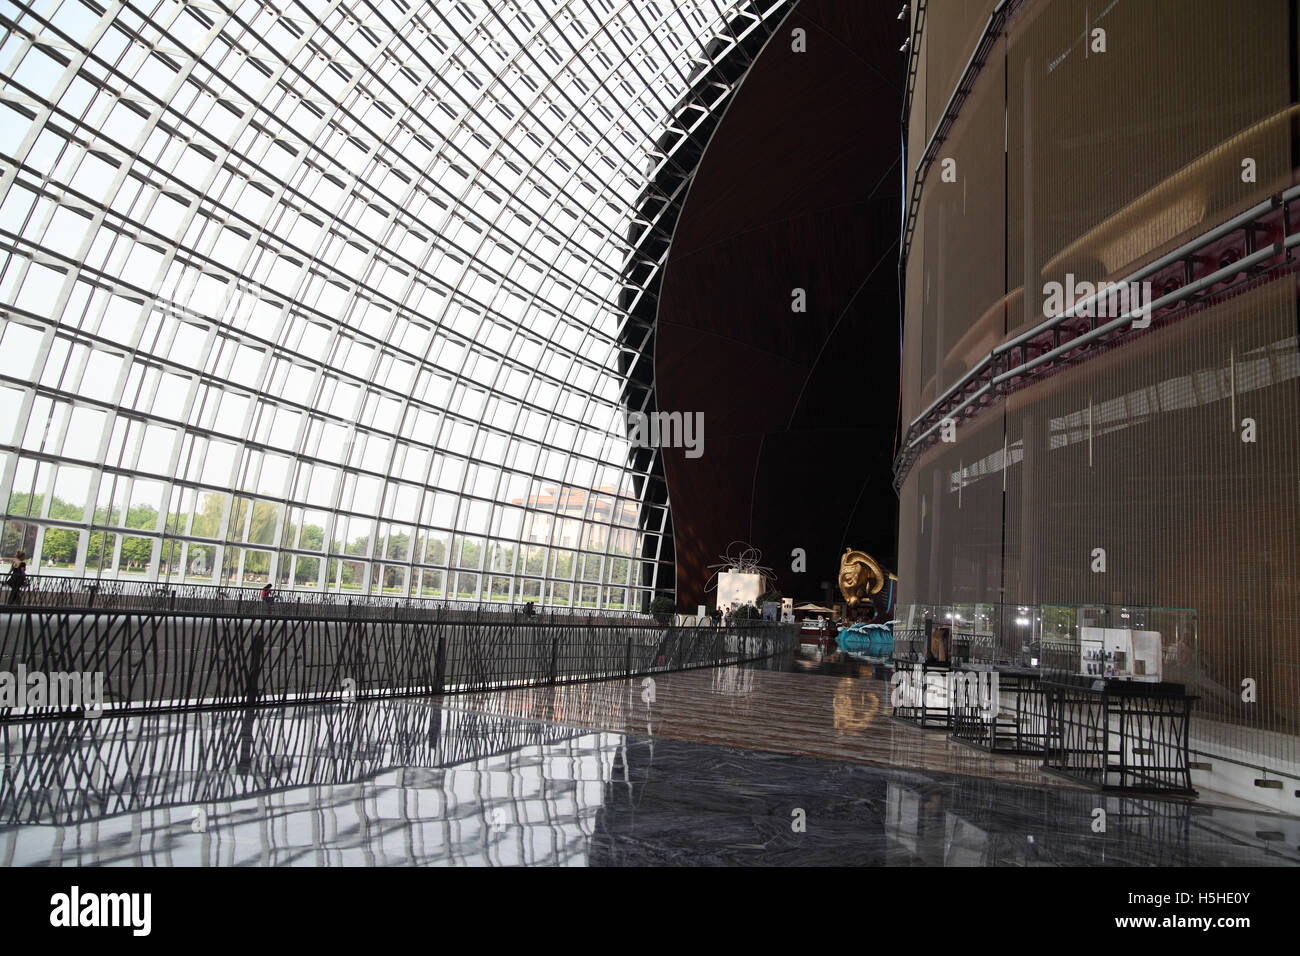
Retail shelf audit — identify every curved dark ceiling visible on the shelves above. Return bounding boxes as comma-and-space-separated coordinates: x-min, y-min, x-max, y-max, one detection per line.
656, 0, 906, 609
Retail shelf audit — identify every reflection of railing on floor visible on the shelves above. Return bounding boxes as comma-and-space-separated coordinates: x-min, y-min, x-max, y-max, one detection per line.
884, 774, 1296, 866
1, 716, 621, 866
0, 699, 588, 827
0, 606, 798, 719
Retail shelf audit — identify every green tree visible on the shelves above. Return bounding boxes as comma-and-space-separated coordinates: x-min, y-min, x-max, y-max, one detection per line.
41, 528, 78, 565
119, 536, 152, 569
125, 503, 159, 531
385, 530, 410, 561
86, 531, 116, 569
456, 538, 481, 569
48, 494, 83, 521
5, 490, 45, 517
243, 550, 270, 580
300, 523, 324, 551
191, 494, 224, 538
418, 535, 446, 565
294, 556, 320, 585
247, 501, 280, 545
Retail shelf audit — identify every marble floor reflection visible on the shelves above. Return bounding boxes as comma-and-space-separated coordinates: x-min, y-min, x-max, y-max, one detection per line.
2, 689, 1298, 865
447, 663, 1065, 787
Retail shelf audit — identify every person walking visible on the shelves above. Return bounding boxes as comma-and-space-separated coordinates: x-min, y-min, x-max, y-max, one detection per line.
6, 551, 27, 605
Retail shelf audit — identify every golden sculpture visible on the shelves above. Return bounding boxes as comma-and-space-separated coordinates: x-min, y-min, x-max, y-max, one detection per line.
838, 548, 888, 607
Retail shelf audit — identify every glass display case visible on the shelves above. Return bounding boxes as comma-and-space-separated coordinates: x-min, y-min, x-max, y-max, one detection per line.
894, 602, 1198, 692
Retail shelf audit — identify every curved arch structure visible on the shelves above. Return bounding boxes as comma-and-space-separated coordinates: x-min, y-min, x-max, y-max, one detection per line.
0, 0, 787, 610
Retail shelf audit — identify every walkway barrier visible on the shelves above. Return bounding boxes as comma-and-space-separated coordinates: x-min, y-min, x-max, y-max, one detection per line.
4, 573, 653, 625
0, 602, 798, 720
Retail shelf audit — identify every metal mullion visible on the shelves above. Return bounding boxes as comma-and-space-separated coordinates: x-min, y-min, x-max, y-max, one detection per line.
3, 1, 781, 608
405, 2, 696, 274
509, 2, 708, 203
13, 4, 319, 570
0, 206, 628, 449
133, 5, 636, 332
207, 6, 428, 537
618, 0, 713, 141
374, 2, 680, 281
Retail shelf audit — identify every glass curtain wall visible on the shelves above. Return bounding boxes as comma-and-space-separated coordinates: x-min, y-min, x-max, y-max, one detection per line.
0, 0, 787, 611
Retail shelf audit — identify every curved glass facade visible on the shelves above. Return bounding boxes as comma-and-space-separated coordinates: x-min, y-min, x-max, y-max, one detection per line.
0, 0, 784, 610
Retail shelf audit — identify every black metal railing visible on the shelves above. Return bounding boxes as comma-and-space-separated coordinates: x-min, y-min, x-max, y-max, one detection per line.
3, 572, 654, 625
0, 602, 797, 721
894, 186, 1300, 492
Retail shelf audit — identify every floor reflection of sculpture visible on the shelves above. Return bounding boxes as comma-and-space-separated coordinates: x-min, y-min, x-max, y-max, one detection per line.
832, 677, 880, 733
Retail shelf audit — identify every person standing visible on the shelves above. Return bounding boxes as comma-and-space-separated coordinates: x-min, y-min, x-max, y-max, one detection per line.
6, 551, 27, 605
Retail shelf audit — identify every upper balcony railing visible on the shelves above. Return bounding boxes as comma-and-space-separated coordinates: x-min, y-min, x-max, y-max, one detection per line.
893, 184, 1300, 491
1, 572, 656, 625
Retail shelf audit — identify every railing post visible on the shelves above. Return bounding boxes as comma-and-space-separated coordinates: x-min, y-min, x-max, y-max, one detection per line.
433, 624, 446, 695
549, 631, 560, 684
625, 633, 632, 678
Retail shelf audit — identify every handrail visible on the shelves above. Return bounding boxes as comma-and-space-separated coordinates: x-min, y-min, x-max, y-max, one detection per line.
893, 185, 1299, 491
899, 0, 927, 133
1, 572, 656, 625
899, 0, 1018, 269
0, 608, 799, 721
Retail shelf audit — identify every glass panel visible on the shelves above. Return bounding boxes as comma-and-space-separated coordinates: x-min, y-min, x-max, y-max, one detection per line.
117, 535, 153, 576
184, 544, 215, 582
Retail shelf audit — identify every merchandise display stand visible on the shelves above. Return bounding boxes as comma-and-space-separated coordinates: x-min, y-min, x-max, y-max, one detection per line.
1041, 675, 1198, 795
949, 663, 1048, 756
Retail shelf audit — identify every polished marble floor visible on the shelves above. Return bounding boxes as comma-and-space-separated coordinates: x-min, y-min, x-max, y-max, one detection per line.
2, 647, 1300, 863
2, 662, 1298, 865
446, 661, 1069, 788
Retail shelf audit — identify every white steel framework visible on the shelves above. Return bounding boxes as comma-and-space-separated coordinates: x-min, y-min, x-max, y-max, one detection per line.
0, 0, 785, 610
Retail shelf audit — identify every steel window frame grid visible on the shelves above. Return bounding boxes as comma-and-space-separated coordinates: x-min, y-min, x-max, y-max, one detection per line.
0, 0, 785, 609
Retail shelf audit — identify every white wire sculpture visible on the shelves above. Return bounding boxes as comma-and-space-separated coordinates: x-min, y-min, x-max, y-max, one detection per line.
703, 541, 776, 598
